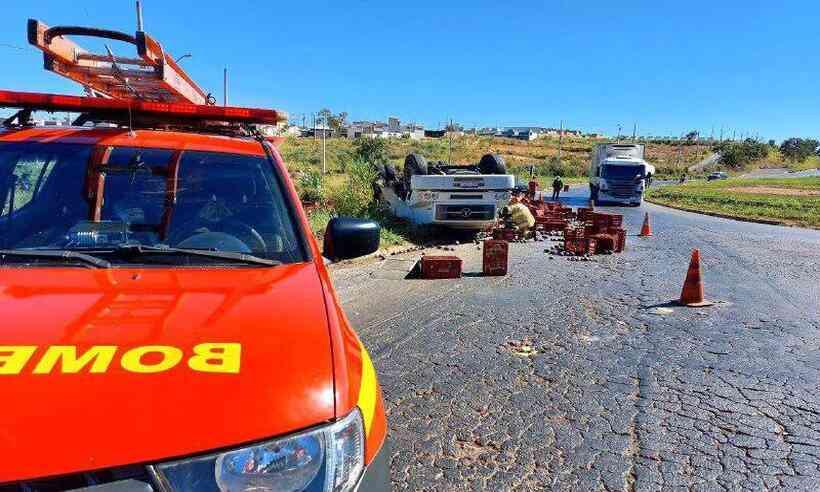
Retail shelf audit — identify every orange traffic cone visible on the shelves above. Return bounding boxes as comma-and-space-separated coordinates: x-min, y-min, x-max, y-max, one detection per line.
678, 249, 714, 307
639, 213, 652, 237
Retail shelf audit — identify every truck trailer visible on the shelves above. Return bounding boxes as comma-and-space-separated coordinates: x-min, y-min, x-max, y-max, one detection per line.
588, 143, 655, 206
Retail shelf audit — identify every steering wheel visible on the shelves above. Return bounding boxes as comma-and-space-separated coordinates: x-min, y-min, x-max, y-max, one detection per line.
170, 218, 267, 253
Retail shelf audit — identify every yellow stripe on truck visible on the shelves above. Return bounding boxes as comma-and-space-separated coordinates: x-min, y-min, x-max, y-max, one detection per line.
357, 344, 378, 435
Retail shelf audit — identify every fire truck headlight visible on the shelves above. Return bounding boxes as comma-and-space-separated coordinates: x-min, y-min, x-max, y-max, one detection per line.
154, 409, 365, 492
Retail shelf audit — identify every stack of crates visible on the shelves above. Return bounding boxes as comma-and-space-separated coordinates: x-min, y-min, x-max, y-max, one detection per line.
564, 227, 598, 255
577, 207, 594, 222
583, 212, 626, 253
524, 198, 574, 233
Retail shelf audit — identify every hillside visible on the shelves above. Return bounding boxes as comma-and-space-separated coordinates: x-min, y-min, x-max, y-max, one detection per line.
279, 135, 712, 179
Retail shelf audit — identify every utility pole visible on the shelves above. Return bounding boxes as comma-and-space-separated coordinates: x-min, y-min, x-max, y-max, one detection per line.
447, 118, 453, 165
632, 122, 637, 141
321, 114, 327, 176
557, 119, 563, 162
136, 0, 144, 30
617, 124, 622, 142
676, 132, 685, 164
223, 67, 228, 106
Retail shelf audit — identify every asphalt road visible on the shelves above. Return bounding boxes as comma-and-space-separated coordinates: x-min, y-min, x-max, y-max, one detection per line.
331, 187, 820, 491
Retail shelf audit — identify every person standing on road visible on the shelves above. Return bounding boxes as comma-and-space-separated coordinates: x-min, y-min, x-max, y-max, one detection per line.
551, 176, 564, 201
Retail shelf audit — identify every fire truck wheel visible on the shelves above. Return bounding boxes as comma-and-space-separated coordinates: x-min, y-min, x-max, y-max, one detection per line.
404, 153, 428, 182
479, 153, 507, 175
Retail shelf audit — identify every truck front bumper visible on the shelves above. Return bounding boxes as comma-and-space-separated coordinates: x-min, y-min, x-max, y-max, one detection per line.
598, 190, 642, 205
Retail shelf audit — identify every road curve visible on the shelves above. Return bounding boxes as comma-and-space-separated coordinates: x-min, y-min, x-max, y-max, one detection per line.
331, 186, 820, 491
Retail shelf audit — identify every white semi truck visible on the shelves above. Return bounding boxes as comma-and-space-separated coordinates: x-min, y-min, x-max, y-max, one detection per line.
588, 143, 656, 206
375, 153, 515, 229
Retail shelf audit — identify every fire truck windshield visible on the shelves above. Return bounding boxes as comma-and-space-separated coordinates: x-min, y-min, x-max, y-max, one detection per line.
0, 142, 305, 266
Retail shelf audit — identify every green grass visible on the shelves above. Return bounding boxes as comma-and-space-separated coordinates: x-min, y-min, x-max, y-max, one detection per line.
646, 177, 820, 228
307, 207, 417, 249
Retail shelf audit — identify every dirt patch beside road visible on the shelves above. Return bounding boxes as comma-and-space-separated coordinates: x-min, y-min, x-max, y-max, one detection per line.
726, 186, 820, 197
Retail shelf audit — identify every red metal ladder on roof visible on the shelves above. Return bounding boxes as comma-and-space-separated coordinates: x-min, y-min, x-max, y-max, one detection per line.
27, 19, 210, 105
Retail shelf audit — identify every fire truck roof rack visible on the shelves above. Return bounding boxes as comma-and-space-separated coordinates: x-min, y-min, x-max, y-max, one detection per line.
28, 18, 210, 105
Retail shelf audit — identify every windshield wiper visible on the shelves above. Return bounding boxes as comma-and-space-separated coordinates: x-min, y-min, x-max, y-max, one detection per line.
114, 244, 281, 267
0, 249, 111, 268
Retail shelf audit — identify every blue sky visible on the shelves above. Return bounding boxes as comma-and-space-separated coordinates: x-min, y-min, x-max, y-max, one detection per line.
2, 1, 819, 141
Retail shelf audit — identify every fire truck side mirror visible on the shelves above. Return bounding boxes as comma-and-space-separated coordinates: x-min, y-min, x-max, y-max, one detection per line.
323, 217, 381, 261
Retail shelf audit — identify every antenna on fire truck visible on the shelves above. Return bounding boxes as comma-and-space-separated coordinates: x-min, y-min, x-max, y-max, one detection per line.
136, 0, 144, 31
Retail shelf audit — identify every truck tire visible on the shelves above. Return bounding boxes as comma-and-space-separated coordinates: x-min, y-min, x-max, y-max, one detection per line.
384, 164, 397, 184
479, 153, 507, 175
590, 185, 599, 205
404, 153, 428, 183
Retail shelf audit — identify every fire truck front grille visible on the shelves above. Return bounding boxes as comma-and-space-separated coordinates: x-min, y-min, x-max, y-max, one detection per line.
0, 465, 155, 492
436, 204, 495, 221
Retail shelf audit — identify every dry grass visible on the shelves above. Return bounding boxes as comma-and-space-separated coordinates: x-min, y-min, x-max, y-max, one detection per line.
279, 135, 711, 178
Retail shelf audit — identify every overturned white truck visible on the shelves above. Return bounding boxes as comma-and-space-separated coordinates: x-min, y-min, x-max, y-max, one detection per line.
375, 153, 515, 229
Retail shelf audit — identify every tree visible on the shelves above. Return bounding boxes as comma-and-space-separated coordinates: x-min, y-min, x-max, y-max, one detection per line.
317, 108, 348, 135
780, 138, 819, 162
685, 130, 699, 142
713, 140, 768, 169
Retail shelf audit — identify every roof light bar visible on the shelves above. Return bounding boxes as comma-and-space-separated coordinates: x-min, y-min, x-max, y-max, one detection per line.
0, 90, 287, 125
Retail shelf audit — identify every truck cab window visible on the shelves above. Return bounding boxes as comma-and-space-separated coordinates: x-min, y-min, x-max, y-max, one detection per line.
1, 153, 56, 216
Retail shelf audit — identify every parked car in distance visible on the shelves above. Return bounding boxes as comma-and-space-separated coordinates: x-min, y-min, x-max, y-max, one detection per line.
707, 171, 729, 181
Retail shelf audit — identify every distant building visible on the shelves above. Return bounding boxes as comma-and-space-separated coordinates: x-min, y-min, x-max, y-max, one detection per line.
347, 120, 424, 140
304, 124, 332, 138
502, 127, 542, 141
32, 117, 71, 127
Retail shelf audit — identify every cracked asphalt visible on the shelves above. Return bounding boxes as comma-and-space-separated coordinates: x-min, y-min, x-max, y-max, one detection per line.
330, 188, 820, 491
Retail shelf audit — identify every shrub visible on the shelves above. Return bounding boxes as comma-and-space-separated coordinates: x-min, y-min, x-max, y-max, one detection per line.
353, 137, 390, 167
713, 140, 768, 169
296, 170, 324, 203
330, 159, 378, 217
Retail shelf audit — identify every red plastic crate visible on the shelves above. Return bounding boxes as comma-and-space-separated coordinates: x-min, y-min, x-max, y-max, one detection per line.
492, 227, 517, 241
421, 255, 462, 279
483, 240, 508, 276
564, 236, 597, 255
